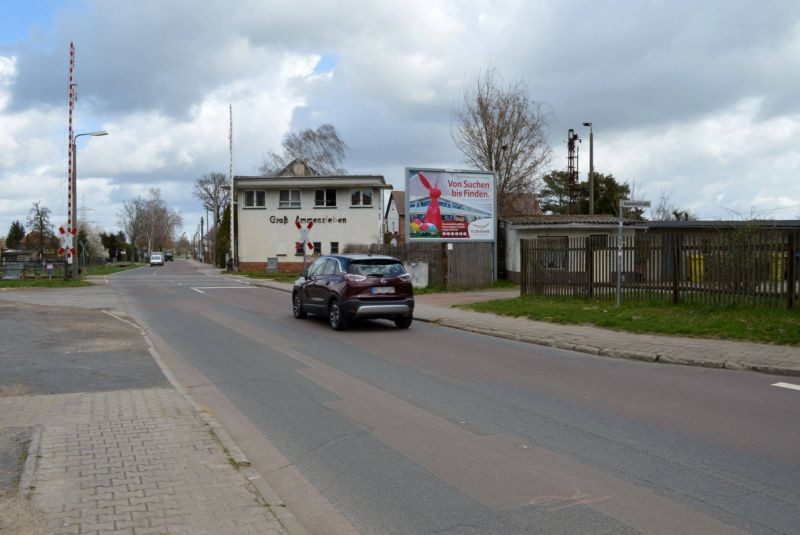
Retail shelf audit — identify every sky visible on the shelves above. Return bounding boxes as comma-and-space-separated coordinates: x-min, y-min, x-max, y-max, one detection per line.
1, 0, 799, 242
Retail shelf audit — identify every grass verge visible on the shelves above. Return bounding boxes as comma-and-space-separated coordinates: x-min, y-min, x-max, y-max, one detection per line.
0, 279, 91, 289
237, 270, 302, 284
464, 296, 800, 346
84, 263, 144, 276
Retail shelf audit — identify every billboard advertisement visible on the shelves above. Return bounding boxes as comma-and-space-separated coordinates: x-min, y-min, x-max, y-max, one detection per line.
405, 168, 496, 242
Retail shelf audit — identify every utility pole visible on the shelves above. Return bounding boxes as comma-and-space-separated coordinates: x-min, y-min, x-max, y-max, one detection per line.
583, 122, 594, 215
200, 216, 204, 263
229, 104, 237, 271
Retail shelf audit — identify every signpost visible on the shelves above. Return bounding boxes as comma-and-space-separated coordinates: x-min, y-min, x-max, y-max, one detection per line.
295, 216, 314, 271
616, 199, 651, 306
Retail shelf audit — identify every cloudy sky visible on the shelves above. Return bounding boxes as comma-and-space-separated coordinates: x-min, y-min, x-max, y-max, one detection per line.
1, 0, 799, 241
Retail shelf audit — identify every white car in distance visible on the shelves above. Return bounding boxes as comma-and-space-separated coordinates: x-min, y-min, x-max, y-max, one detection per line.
150, 252, 164, 266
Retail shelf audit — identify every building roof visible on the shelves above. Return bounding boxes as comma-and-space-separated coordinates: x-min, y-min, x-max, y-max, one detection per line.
386, 190, 406, 218
500, 193, 542, 218
506, 214, 626, 226
235, 174, 392, 189
277, 158, 319, 177
645, 219, 800, 230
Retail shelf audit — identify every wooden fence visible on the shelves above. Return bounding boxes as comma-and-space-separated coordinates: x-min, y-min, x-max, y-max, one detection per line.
344, 242, 494, 291
520, 230, 800, 309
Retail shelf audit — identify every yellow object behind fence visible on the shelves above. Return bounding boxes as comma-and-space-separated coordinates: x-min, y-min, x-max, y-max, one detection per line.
771, 252, 786, 282
689, 255, 704, 283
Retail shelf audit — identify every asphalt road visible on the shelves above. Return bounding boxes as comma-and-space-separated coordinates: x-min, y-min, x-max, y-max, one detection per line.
108, 260, 800, 534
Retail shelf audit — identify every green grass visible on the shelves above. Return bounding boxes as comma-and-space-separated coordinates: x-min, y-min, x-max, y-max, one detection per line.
237, 270, 303, 283
464, 296, 800, 346
0, 278, 91, 288
84, 263, 145, 276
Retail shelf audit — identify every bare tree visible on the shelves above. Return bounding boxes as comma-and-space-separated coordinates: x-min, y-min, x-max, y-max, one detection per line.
193, 172, 230, 227
141, 188, 183, 254
453, 66, 552, 216
653, 188, 696, 221
25, 202, 54, 256
117, 196, 147, 261
259, 123, 349, 176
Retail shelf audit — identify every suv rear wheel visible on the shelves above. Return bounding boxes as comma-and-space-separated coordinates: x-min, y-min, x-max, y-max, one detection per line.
329, 300, 348, 331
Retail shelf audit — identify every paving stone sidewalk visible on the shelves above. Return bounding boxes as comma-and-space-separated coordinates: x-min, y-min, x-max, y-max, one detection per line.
1, 387, 287, 535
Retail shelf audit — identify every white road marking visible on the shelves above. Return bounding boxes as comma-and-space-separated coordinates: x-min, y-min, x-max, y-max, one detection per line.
191, 288, 205, 294
190, 286, 252, 293
772, 382, 800, 391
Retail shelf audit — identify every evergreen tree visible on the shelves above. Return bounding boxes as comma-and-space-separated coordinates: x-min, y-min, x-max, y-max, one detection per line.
215, 202, 231, 268
538, 171, 634, 217
5, 220, 25, 248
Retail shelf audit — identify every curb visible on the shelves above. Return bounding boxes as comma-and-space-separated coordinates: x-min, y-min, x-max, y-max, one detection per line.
19, 425, 43, 498
102, 310, 307, 534
417, 317, 800, 378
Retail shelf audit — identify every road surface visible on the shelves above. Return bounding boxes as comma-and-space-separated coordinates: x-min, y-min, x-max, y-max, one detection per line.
106, 260, 800, 534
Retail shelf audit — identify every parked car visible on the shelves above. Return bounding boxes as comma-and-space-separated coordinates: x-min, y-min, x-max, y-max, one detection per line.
164, 251, 174, 261
292, 254, 414, 330
150, 252, 164, 266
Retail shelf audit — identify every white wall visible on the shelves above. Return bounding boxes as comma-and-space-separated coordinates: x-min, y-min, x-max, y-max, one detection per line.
238, 187, 383, 263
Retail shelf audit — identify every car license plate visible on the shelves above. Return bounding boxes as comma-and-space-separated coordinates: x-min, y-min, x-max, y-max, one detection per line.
371, 287, 395, 295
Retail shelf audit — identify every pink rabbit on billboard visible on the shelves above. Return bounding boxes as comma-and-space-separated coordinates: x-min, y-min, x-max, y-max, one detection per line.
406, 168, 495, 241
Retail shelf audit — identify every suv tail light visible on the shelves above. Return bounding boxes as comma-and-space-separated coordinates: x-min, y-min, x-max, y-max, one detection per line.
346, 273, 367, 282
398, 273, 411, 282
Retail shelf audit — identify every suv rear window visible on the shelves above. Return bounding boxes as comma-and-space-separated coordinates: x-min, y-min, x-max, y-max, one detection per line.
347, 260, 405, 277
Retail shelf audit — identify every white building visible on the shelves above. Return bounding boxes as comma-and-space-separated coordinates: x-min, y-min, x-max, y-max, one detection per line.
234, 160, 391, 271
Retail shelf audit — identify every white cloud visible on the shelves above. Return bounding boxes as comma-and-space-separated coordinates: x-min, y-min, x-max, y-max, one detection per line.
2, 0, 799, 239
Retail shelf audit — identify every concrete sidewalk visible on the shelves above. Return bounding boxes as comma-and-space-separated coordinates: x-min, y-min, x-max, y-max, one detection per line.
244, 277, 800, 377
0, 290, 297, 535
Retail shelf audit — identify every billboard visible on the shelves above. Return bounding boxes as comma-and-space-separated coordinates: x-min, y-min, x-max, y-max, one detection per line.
405, 168, 496, 242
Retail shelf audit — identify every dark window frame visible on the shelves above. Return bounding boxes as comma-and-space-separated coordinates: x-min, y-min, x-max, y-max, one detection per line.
315, 189, 337, 207
350, 188, 373, 207
279, 189, 301, 209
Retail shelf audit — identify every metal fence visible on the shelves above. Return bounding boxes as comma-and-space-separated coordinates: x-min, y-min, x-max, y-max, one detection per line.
0, 260, 68, 279
343, 242, 494, 290
520, 230, 800, 309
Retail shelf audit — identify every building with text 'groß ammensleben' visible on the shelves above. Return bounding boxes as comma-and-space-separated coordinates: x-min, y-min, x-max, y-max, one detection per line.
234, 159, 392, 272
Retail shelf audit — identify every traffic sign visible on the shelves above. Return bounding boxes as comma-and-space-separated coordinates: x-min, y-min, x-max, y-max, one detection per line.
621, 200, 651, 209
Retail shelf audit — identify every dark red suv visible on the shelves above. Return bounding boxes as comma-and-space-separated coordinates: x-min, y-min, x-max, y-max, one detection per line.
292, 254, 414, 330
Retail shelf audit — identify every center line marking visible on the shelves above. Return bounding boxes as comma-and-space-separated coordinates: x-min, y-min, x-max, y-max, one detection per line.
191, 288, 205, 294
772, 382, 800, 391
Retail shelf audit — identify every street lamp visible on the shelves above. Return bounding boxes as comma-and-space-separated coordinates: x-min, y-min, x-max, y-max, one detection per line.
70, 130, 108, 279
582, 122, 594, 215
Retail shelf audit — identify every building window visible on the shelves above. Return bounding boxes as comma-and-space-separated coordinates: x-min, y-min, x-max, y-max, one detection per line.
244, 190, 265, 208
295, 242, 305, 256
315, 189, 336, 207
330, 242, 339, 254
351, 189, 373, 207
279, 189, 301, 208
313, 242, 322, 255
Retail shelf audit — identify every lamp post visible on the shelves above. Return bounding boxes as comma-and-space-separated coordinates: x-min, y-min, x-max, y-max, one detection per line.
70, 130, 108, 280
582, 122, 594, 215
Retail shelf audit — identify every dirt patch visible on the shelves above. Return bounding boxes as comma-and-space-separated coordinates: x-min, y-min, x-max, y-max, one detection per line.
63, 338, 134, 353
0, 495, 49, 535
0, 384, 31, 398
